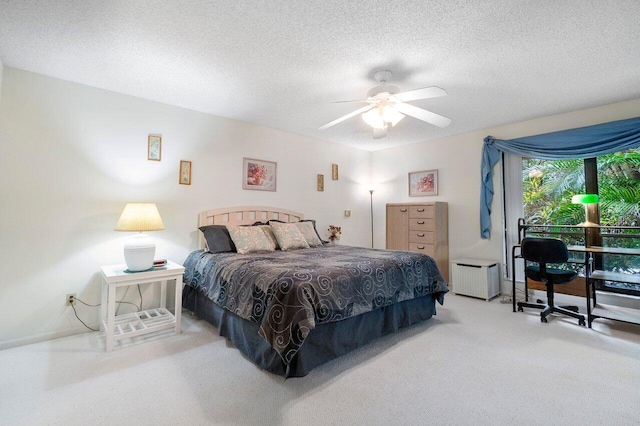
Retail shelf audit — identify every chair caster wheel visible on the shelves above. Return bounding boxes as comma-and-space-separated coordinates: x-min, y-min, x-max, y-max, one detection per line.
517, 306, 523, 312
541, 317, 548, 323
579, 319, 586, 326
536, 299, 543, 304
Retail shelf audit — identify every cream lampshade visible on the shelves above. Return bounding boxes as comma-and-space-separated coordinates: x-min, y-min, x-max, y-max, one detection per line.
115, 203, 165, 272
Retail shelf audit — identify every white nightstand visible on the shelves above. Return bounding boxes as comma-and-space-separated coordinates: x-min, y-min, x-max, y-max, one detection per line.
100, 261, 185, 351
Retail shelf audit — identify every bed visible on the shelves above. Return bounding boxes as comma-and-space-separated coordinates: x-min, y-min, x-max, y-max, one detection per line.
182, 206, 449, 377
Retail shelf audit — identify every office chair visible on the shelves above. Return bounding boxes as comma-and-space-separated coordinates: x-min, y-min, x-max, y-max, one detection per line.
517, 237, 586, 326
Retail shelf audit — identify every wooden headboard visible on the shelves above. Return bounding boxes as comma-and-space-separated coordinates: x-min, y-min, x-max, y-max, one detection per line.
198, 206, 304, 249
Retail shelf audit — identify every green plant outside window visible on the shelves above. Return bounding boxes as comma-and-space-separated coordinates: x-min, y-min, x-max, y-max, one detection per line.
522, 148, 640, 293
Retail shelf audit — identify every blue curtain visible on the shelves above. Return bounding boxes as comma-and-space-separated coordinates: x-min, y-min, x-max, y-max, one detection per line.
481, 116, 640, 238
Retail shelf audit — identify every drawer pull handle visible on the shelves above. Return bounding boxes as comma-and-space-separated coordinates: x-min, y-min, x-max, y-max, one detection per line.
417, 246, 425, 250
417, 233, 425, 237
417, 221, 425, 224
400, 208, 407, 212
417, 208, 425, 212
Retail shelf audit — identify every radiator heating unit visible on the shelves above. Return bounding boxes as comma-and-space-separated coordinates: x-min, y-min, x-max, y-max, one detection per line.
451, 258, 500, 301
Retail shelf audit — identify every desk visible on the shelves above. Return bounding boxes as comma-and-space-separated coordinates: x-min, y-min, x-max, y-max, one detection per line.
512, 244, 640, 328
568, 245, 640, 327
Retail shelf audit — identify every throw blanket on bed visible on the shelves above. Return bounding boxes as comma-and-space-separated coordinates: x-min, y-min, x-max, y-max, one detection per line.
183, 245, 448, 364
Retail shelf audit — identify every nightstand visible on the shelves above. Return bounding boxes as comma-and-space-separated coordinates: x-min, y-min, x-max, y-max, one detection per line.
100, 261, 185, 351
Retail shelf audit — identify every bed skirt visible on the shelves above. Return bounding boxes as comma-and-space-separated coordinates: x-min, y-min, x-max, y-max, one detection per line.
182, 285, 439, 377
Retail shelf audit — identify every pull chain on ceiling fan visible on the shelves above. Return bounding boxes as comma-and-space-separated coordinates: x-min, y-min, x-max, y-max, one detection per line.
320, 70, 451, 139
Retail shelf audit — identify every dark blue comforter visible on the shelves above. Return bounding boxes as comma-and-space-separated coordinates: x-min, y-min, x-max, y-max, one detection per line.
183, 245, 448, 363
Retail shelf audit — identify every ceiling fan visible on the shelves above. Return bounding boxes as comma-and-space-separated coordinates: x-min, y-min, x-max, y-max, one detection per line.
319, 70, 451, 139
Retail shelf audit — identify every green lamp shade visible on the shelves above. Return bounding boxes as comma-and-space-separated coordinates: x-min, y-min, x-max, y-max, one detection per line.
571, 194, 599, 205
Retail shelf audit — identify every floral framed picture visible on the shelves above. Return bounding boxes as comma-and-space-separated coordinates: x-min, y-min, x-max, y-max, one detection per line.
179, 160, 191, 185
409, 169, 438, 196
242, 158, 277, 191
148, 134, 161, 161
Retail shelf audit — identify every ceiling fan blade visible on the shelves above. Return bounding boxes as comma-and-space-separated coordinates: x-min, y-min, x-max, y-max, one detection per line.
394, 102, 452, 128
373, 125, 388, 139
394, 86, 448, 102
319, 105, 375, 130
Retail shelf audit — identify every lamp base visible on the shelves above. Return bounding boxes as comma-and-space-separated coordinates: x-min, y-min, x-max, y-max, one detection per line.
123, 234, 156, 272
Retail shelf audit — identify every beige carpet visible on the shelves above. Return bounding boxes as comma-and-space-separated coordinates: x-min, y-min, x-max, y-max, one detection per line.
1, 294, 639, 426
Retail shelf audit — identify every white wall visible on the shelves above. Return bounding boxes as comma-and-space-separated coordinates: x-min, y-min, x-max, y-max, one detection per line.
372, 98, 640, 292
0, 67, 372, 348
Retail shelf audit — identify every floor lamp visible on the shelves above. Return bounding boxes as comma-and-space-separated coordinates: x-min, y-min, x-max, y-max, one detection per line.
369, 189, 375, 248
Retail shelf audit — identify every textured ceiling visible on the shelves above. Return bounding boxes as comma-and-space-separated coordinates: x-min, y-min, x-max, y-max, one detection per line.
1, 0, 639, 151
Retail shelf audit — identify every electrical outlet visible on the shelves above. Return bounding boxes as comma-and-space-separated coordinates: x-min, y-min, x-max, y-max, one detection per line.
66, 293, 76, 306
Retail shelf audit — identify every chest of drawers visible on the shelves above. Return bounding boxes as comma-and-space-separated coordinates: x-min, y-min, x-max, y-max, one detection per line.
386, 202, 449, 282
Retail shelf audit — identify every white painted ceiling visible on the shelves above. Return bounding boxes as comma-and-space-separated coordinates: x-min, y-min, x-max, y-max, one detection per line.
1, 0, 639, 151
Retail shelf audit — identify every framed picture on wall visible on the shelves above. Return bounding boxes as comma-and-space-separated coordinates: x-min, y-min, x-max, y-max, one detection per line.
408, 169, 438, 196
242, 158, 277, 191
179, 160, 192, 185
148, 134, 162, 161
317, 174, 325, 191
331, 163, 339, 180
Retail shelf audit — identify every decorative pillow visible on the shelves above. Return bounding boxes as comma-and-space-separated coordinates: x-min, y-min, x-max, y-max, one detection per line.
199, 225, 237, 253
295, 221, 323, 247
226, 225, 275, 254
270, 221, 310, 251
258, 225, 279, 250
299, 219, 328, 244
271, 219, 327, 244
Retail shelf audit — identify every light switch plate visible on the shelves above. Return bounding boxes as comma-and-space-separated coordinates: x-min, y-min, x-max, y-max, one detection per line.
344, 210, 351, 217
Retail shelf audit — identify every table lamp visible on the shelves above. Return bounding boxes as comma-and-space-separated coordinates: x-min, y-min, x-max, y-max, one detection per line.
115, 203, 165, 271
571, 194, 599, 227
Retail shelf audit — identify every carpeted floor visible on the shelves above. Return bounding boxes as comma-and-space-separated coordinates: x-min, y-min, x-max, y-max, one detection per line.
1, 293, 639, 425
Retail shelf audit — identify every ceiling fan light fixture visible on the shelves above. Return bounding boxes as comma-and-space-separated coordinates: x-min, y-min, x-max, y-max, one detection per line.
391, 112, 405, 127
362, 108, 386, 129
320, 70, 451, 136
381, 104, 405, 126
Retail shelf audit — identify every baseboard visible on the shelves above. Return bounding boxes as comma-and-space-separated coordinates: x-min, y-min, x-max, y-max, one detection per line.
0, 308, 178, 351
0, 325, 98, 351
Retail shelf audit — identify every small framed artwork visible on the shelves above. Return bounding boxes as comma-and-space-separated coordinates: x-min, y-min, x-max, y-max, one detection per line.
331, 163, 339, 180
317, 174, 325, 191
243, 158, 277, 191
409, 169, 438, 196
148, 134, 162, 161
179, 160, 192, 185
